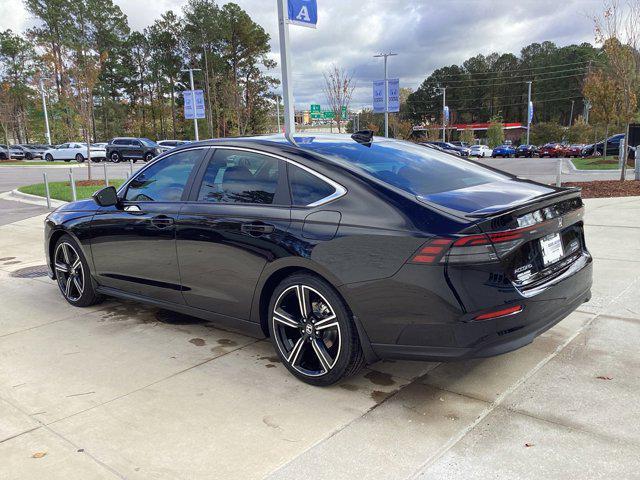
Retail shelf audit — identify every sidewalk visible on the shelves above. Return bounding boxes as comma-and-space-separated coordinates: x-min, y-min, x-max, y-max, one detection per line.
0, 197, 639, 480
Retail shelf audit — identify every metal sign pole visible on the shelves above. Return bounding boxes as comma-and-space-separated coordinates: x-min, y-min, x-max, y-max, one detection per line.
43, 172, 51, 209
277, 0, 296, 141
276, 95, 281, 133
39, 78, 51, 145
69, 168, 77, 202
526, 81, 532, 145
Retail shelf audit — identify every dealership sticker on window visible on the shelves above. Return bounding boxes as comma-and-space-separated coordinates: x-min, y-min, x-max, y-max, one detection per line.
540, 233, 563, 266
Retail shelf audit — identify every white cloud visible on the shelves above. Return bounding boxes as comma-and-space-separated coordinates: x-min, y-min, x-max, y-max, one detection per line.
1, 0, 605, 108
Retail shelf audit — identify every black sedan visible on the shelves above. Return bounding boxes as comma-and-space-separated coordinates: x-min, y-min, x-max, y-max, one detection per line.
515, 144, 538, 158
44, 133, 593, 386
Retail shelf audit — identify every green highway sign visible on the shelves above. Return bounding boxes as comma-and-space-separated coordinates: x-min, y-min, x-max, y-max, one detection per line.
341, 106, 347, 120
310, 104, 321, 120
323, 110, 334, 119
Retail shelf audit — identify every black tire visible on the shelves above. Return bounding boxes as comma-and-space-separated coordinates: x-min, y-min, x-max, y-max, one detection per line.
0, 152, 7, 160
45, 153, 53, 162
75, 153, 85, 163
25, 152, 33, 160
144, 152, 154, 162
53, 234, 103, 307
267, 273, 364, 386
110, 151, 121, 163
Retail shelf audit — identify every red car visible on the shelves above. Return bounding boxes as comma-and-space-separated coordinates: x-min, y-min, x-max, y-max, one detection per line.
565, 144, 584, 157
539, 143, 564, 158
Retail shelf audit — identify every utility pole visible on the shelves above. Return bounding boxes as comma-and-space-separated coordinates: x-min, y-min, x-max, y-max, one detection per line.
182, 68, 202, 141
39, 78, 51, 145
438, 87, 446, 142
584, 99, 591, 124
569, 100, 575, 127
275, 95, 281, 133
277, 0, 296, 140
374, 52, 397, 138
526, 81, 532, 145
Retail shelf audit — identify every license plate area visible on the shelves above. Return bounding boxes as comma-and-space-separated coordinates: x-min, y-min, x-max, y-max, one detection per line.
540, 233, 564, 266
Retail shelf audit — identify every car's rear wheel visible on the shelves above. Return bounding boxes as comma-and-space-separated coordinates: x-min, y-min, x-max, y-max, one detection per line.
53, 234, 103, 307
110, 152, 121, 163
25, 152, 33, 160
45, 154, 53, 162
268, 273, 364, 386
75, 153, 85, 163
144, 152, 154, 162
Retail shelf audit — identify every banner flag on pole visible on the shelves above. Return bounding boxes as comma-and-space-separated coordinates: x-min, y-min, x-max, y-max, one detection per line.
183, 90, 205, 119
287, 0, 317, 28
387, 78, 400, 113
373, 80, 385, 113
528, 101, 534, 124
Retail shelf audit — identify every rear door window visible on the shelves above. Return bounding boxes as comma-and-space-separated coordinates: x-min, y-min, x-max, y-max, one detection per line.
196, 149, 282, 205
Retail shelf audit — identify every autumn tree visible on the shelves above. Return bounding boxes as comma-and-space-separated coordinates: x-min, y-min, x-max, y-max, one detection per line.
487, 115, 505, 147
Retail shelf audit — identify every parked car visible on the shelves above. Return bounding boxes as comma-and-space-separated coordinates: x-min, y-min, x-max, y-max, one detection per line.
106, 137, 162, 163
450, 141, 469, 148
424, 141, 470, 156
581, 134, 635, 159
491, 145, 516, 158
565, 144, 584, 158
515, 144, 538, 158
45, 133, 592, 386
8, 145, 26, 159
0, 144, 8, 160
43, 142, 107, 162
158, 140, 192, 150
469, 144, 493, 157
20, 144, 52, 159
538, 143, 564, 158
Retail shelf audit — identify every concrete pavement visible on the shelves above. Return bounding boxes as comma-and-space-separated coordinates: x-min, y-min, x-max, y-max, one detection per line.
0, 196, 639, 479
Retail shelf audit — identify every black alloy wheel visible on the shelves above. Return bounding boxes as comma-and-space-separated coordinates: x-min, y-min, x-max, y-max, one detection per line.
110, 152, 121, 163
144, 152, 154, 162
268, 274, 364, 386
53, 235, 102, 307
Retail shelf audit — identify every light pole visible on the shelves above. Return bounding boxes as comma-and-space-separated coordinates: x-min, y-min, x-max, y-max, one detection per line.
438, 87, 446, 142
39, 78, 51, 145
182, 68, 202, 141
275, 95, 281, 133
569, 99, 575, 127
374, 52, 397, 138
584, 99, 591, 124
526, 81, 532, 145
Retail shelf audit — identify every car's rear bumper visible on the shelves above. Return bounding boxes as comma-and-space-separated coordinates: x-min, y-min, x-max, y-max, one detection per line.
368, 253, 593, 362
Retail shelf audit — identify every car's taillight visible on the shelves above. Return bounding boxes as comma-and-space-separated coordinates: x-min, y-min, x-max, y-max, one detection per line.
474, 304, 523, 321
410, 226, 535, 265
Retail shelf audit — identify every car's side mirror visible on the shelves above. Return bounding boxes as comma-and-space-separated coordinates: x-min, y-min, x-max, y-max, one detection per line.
93, 186, 119, 207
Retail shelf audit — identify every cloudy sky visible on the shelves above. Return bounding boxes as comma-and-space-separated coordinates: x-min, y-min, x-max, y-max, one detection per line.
1, 0, 606, 108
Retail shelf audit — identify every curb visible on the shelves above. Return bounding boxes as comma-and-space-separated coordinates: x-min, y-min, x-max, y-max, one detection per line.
0, 163, 87, 169
0, 189, 67, 208
566, 158, 635, 174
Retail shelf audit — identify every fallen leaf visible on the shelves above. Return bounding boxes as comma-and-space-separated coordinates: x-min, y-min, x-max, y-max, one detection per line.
596, 376, 613, 380
32, 452, 47, 459
524, 443, 534, 448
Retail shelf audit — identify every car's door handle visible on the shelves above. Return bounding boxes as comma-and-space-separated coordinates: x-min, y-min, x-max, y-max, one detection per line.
241, 222, 275, 235
151, 215, 175, 228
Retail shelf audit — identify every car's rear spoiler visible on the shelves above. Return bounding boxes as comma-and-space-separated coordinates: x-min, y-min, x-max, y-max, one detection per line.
466, 187, 582, 218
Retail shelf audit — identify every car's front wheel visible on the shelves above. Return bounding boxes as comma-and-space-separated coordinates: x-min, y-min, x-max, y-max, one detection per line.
45, 154, 53, 162
53, 234, 103, 307
144, 152, 154, 162
110, 152, 121, 163
75, 153, 85, 163
268, 273, 364, 386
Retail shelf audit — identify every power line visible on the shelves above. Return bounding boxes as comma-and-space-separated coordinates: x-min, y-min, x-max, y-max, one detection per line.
411, 94, 584, 114
408, 87, 582, 105
423, 72, 590, 90
426, 59, 594, 78
421, 66, 590, 85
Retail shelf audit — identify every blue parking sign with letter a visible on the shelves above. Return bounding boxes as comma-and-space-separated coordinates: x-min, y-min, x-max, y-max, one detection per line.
287, 0, 317, 28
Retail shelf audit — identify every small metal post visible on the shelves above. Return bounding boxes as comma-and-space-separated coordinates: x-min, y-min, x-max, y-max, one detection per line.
635, 145, 640, 181
43, 172, 51, 209
619, 138, 626, 170
69, 168, 77, 202
103, 162, 109, 186
556, 159, 562, 187
129, 159, 134, 177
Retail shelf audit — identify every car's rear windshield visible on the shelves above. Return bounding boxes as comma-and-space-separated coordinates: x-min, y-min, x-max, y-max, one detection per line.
140, 138, 159, 147
300, 139, 507, 196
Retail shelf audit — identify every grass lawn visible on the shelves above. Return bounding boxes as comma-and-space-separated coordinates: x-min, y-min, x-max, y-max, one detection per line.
570, 156, 626, 170
0, 160, 62, 166
19, 179, 125, 202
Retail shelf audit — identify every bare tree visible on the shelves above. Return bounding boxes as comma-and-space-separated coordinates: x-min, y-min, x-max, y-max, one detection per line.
323, 65, 356, 133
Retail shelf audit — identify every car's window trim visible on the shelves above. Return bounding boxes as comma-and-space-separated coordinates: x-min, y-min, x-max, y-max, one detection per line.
189, 146, 346, 208
117, 146, 212, 203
